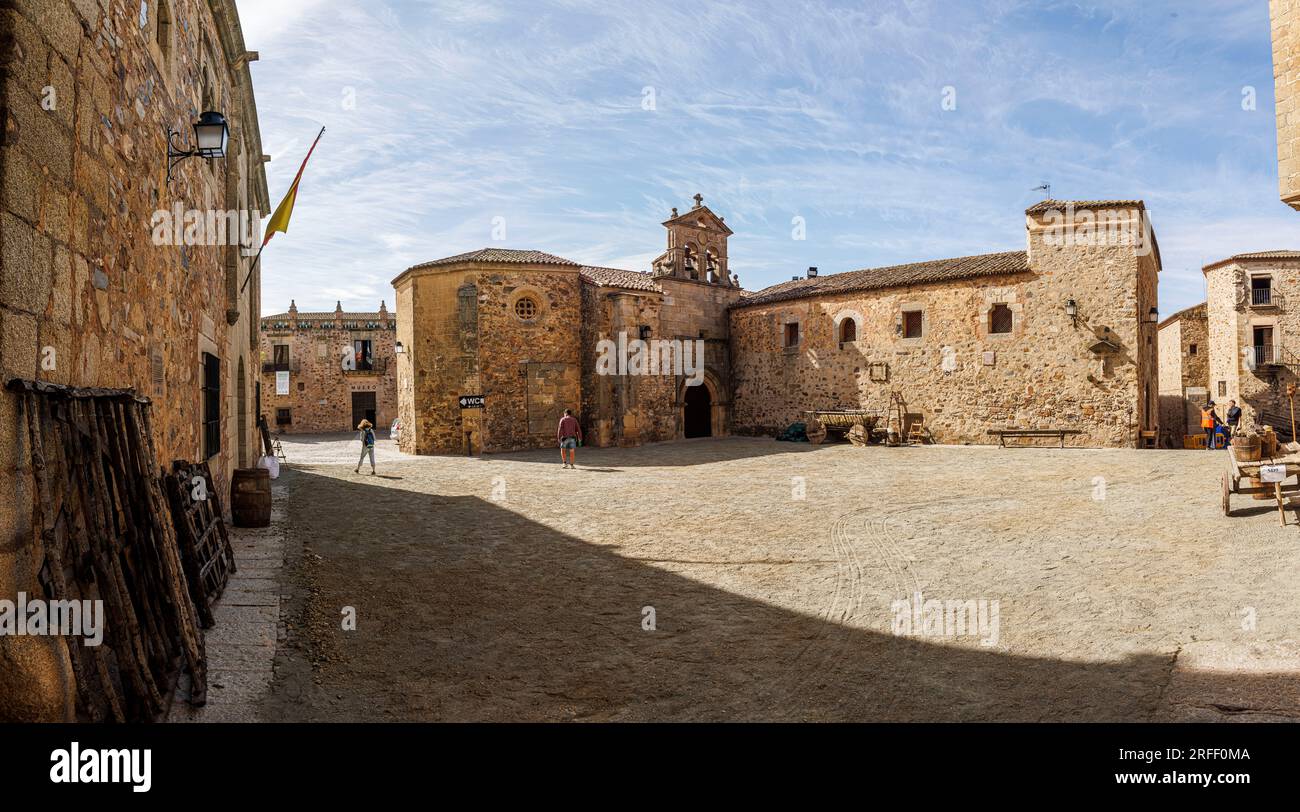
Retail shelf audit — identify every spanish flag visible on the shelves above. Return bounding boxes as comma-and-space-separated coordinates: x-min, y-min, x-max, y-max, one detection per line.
263, 126, 325, 247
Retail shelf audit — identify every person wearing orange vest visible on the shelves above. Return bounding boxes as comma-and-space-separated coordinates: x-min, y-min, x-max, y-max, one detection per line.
1201, 402, 1221, 450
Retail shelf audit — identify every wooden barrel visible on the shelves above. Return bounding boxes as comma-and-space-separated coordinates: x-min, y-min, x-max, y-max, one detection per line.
1234, 436, 1262, 462
230, 467, 271, 527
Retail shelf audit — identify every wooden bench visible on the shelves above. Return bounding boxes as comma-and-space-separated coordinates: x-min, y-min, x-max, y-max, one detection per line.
988, 428, 1083, 448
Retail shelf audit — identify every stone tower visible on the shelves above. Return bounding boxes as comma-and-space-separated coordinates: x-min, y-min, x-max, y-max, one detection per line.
652, 194, 737, 286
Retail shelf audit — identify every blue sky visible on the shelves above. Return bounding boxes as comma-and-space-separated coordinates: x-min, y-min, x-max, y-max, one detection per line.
235, 0, 1296, 317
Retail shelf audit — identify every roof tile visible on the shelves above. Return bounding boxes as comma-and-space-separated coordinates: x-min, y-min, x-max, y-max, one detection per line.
736, 250, 1030, 307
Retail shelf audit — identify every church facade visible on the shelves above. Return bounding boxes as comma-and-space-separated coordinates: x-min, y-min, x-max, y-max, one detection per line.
393, 197, 1161, 454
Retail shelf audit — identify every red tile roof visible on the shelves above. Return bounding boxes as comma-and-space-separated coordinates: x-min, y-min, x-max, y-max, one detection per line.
579, 265, 660, 292
735, 250, 1031, 307
1202, 251, 1300, 272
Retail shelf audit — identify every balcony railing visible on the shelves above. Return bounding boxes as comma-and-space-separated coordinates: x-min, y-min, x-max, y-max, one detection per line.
343, 357, 388, 375
1250, 287, 1283, 308
1254, 345, 1282, 367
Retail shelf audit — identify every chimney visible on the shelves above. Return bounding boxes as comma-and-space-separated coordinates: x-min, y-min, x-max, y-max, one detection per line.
808, 266, 818, 278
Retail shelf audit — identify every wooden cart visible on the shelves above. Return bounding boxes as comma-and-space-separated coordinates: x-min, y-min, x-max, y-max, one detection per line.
1222, 444, 1300, 526
803, 410, 880, 445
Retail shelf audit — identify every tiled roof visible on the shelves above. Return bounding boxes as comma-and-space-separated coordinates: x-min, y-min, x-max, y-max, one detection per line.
579, 265, 660, 292
1024, 199, 1146, 214
1202, 250, 1300, 272
406, 248, 580, 270
1157, 302, 1206, 330
735, 250, 1031, 308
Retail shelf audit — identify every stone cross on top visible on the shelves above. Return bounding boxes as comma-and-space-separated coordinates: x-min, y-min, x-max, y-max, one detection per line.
692, 193, 703, 209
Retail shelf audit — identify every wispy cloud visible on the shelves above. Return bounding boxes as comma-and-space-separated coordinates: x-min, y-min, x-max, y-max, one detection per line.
236, 0, 1288, 316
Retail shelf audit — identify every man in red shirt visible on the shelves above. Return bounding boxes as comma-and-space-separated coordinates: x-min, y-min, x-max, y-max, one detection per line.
557, 409, 582, 469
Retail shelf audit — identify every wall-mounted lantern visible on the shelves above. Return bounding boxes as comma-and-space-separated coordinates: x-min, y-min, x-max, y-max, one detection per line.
1065, 298, 1078, 326
167, 111, 229, 184
1144, 307, 1159, 324
395, 341, 405, 354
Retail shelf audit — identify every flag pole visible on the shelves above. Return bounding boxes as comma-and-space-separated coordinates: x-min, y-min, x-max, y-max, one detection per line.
239, 242, 266, 294
239, 126, 326, 295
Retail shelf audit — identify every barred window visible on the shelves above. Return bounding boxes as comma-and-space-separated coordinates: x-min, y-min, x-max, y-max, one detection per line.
903, 311, 923, 339
990, 304, 1013, 334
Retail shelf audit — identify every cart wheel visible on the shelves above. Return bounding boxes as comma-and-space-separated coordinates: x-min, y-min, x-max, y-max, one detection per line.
1222, 472, 1231, 516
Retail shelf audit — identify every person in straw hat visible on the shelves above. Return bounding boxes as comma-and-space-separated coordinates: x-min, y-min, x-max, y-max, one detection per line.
354, 419, 377, 474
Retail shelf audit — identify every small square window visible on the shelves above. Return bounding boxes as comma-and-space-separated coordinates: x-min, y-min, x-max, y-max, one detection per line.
1189, 343, 1198, 356
784, 322, 800, 347
276, 408, 292, 425
1218, 381, 1227, 397
902, 311, 923, 339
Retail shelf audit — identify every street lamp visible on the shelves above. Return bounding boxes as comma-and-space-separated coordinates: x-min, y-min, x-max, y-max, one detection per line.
167, 111, 229, 184
1064, 298, 1078, 326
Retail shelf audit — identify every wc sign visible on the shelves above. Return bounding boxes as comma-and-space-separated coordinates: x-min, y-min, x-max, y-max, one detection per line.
459, 395, 485, 409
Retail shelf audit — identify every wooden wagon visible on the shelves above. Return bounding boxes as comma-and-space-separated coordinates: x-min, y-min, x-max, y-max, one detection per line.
803, 410, 881, 445
1222, 442, 1300, 526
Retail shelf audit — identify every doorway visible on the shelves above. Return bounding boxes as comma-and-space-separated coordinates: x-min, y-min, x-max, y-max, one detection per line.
351, 391, 376, 429
1254, 325, 1275, 365
684, 383, 712, 438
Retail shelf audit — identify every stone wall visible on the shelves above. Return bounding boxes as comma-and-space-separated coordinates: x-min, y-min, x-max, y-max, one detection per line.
581, 286, 675, 446
1157, 305, 1208, 442
0, 0, 267, 721
1273, 0, 1300, 210
475, 269, 582, 452
729, 208, 1158, 447
395, 262, 584, 454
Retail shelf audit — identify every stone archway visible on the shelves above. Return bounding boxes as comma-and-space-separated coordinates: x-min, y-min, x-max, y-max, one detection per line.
678, 369, 728, 439
684, 383, 712, 438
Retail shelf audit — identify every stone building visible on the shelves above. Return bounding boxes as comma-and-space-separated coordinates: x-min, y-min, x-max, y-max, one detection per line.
396, 198, 1161, 453
731, 201, 1161, 447
1203, 251, 1300, 434
392, 199, 743, 454
1273, 0, 1300, 211
259, 300, 398, 433
0, 0, 268, 720
1156, 303, 1208, 444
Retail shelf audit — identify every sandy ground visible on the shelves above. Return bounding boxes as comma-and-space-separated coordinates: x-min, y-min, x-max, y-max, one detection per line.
258, 434, 1300, 722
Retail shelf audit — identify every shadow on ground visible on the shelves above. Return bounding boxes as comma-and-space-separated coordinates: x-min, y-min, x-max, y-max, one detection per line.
260, 462, 1299, 722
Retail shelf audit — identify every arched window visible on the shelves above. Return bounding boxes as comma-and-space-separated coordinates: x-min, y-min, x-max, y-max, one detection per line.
839, 319, 857, 344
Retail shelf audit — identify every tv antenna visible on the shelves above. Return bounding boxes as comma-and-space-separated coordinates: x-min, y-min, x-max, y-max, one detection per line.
1032, 182, 1051, 199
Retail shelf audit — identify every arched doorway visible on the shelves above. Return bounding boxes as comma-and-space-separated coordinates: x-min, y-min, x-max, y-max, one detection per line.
684, 383, 712, 438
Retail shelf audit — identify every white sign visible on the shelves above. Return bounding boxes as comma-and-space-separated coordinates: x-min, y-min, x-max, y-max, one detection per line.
276, 370, 290, 395
1260, 464, 1287, 484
